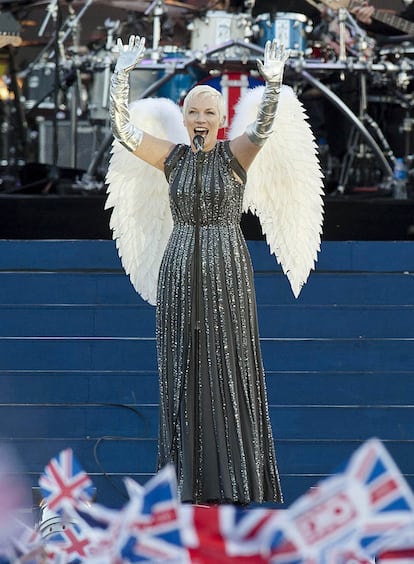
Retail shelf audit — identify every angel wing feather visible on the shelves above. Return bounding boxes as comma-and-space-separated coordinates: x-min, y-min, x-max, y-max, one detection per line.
228, 85, 324, 298
105, 97, 189, 305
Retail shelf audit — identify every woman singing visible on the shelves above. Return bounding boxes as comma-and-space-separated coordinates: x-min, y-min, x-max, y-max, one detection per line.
109, 36, 289, 505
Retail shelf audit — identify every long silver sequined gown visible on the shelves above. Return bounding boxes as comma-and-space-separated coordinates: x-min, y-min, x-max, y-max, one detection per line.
156, 141, 283, 505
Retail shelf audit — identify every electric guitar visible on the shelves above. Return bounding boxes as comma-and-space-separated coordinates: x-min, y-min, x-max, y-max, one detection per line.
319, 0, 414, 35
0, 11, 22, 48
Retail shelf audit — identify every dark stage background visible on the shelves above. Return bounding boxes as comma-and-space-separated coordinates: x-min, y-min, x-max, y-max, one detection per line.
1, 0, 413, 241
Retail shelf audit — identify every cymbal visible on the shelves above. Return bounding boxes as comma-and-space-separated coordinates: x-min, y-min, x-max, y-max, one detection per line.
0, 0, 47, 5
86, 0, 199, 12
166, 0, 200, 10
95, 0, 150, 10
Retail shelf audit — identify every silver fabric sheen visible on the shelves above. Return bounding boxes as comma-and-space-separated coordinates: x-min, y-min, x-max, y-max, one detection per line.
110, 70, 143, 152
246, 83, 281, 147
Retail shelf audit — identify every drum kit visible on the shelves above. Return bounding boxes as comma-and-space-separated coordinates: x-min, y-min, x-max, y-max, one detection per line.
0, 0, 413, 195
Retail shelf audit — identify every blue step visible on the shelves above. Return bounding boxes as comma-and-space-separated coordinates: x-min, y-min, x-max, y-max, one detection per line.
1, 370, 413, 406
1, 304, 413, 338
8, 438, 414, 479
0, 404, 412, 443
1, 271, 413, 305
2, 240, 413, 272
1, 337, 413, 371
0, 239, 413, 512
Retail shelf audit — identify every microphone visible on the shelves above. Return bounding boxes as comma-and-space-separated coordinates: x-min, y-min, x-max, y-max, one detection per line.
193, 135, 204, 152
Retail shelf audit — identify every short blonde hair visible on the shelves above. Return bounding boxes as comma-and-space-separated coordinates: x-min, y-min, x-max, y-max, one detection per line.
182, 85, 226, 122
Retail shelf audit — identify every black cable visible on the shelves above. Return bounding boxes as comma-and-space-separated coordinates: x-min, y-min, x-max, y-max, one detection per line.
88, 402, 148, 501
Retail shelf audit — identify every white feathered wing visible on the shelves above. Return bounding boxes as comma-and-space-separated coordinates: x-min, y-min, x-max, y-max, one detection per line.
229, 85, 324, 298
105, 97, 189, 305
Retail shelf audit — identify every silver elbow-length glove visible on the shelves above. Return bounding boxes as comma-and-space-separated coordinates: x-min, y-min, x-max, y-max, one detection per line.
247, 40, 290, 147
110, 35, 146, 152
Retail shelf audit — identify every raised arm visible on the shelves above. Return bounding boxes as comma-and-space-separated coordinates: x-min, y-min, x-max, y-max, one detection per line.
110, 35, 175, 170
229, 40, 290, 172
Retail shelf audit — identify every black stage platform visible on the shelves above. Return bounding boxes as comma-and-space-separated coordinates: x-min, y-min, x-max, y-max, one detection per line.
1, 192, 414, 241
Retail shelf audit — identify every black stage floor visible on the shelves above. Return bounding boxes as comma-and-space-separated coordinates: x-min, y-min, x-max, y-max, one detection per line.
1, 191, 414, 241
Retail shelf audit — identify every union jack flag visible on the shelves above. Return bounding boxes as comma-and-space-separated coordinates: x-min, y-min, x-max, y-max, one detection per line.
350, 440, 414, 557
114, 465, 188, 562
181, 504, 279, 563
45, 522, 91, 561
268, 439, 414, 563
20, 439, 413, 564
198, 73, 264, 139
39, 449, 95, 512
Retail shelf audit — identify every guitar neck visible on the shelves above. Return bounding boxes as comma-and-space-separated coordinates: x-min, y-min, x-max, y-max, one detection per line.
349, 0, 414, 35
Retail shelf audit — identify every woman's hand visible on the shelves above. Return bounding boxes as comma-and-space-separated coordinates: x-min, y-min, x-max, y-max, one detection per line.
257, 40, 290, 85
352, 5, 375, 25
114, 35, 146, 74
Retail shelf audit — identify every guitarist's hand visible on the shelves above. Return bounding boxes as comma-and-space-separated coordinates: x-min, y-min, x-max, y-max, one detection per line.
351, 2, 375, 25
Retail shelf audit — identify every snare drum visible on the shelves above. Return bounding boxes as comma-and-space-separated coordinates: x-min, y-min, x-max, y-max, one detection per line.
255, 12, 307, 55
189, 11, 248, 58
196, 72, 264, 139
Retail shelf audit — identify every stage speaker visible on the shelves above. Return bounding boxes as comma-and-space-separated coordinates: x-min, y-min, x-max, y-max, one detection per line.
38, 120, 99, 171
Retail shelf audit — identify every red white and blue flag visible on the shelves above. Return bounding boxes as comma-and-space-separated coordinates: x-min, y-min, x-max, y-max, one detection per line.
112, 464, 188, 562
181, 504, 279, 563
268, 438, 414, 563
2, 439, 414, 563
39, 448, 95, 513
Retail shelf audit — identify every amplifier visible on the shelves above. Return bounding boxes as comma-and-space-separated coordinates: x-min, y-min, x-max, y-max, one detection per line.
38, 120, 104, 171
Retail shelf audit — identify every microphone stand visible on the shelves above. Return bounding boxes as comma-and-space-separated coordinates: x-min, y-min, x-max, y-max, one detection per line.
46, 0, 63, 192
192, 136, 204, 499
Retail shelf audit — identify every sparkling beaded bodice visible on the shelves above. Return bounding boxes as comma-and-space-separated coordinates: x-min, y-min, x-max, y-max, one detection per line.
166, 142, 245, 226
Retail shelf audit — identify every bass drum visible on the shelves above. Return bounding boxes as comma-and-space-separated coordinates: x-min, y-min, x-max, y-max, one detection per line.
196, 72, 264, 138
189, 10, 249, 59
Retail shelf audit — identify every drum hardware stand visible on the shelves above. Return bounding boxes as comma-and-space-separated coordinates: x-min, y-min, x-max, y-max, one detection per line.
39, 0, 57, 38
386, 87, 414, 164
336, 72, 396, 194
298, 69, 394, 194
64, 1, 92, 170
198, 38, 263, 65
337, 8, 347, 63
242, 0, 255, 43
145, 0, 165, 60
402, 116, 414, 161
337, 8, 373, 63
96, 19, 120, 122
